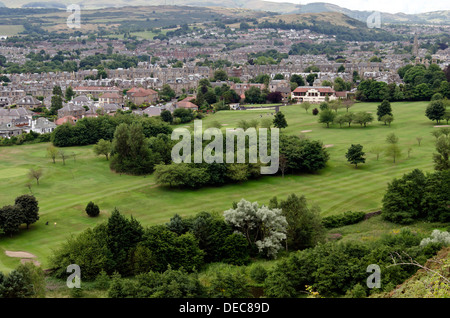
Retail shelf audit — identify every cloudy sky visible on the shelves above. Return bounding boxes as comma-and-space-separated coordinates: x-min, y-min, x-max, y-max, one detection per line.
264, 0, 450, 14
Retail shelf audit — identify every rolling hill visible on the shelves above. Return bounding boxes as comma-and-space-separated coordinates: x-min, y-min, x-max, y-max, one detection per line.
0, 0, 447, 24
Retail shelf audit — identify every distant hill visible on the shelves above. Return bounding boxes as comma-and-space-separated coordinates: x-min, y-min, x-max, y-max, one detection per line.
1, 0, 449, 24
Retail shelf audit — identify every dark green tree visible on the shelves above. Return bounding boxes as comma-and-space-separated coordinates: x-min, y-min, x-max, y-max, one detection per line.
377, 100, 393, 121
14, 195, 39, 229
345, 144, 366, 168
273, 111, 288, 129
85, 201, 100, 217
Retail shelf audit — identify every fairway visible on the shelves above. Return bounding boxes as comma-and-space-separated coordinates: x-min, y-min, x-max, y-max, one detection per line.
0, 101, 441, 272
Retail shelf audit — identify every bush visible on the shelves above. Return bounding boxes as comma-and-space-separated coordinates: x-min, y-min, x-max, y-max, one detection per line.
250, 265, 268, 284
322, 211, 366, 229
312, 108, 319, 116
85, 201, 100, 217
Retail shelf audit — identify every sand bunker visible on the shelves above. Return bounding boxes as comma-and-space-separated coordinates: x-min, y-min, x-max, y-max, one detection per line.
5, 251, 37, 258
301, 130, 312, 133
323, 144, 334, 148
434, 125, 450, 128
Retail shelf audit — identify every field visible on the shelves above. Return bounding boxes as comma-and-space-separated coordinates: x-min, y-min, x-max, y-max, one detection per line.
0, 101, 446, 272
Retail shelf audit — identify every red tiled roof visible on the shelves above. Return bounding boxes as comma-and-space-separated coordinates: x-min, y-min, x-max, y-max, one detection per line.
177, 101, 198, 109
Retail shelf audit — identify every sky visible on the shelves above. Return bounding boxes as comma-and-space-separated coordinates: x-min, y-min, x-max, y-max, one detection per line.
264, 0, 450, 14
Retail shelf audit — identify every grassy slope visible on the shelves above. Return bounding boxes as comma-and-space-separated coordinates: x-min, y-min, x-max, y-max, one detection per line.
0, 101, 444, 272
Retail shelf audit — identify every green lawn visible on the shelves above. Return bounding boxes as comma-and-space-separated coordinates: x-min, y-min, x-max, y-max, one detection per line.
0, 101, 445, 272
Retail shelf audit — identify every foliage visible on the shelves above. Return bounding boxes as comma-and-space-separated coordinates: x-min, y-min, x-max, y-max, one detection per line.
346, 144, 366, 168
322, 211, 366, 229
85, 201, 100, 217
382, 169, 450, 224
224, 199, 287, 258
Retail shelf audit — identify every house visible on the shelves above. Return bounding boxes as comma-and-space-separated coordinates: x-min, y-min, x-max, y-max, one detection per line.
126, 87, 158, 106
0, 107, 33, 125
0, 97, 13, 108
291, 86, 337, 103
73, 86, 121, 99
31, 117, 57, 134
0, 122, 23, 139
176, 97, 199, 110
143, 106, 162, 117
55, 116, 78, 126
57, 104, 86, 119
99, 92, 123, 105
98, 103, 121, 115
14, 96, 42, 110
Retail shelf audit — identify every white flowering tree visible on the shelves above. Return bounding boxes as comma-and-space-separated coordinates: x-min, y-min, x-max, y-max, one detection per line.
223, 199, 288, 258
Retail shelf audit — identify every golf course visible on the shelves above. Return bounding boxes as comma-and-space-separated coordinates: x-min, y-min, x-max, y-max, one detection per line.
0, 101, 447, 272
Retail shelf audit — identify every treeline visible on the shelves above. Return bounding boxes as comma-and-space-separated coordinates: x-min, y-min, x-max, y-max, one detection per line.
0, 131, 51, 147
49, 193, 326, 280
258, 20, 402, 42
51, 114, 172, 147
264, 229, 442, 297
382, 169, 450, 224
356, 64, 449, 102
49, 209, 249, 280
154, 134, 329, 188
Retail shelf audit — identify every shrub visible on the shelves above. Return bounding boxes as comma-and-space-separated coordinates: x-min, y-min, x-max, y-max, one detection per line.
322, 211, 366, 229
85, 201, 100, 217
250, 264, 268, 284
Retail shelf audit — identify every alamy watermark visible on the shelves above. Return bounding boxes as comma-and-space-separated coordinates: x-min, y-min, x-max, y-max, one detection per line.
366, 12, 382, 29
67, 4, 81, 29
66, 264, 81, 288
366, 264, 381, 289
171, 120, 280, 175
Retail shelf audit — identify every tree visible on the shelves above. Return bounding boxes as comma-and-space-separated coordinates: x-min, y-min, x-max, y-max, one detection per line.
224, 199, 288, 258
290, 74, 305, 87
377, 100, 392, 121
334, 114, 347, 128
47, 145, 58, 164
267, 92, 282, 103
160, 84, 176, 101
273, 111, 288, 129
346, 144, 366, 168
213, 69, 228, 81
433, 135, 450, 171
300, 102, 311, 113
28, 168, 42, 186
244, 86, 263, 104
385, 133, 402, 163
85, 201, 100, 217
353, 112, 374, 127
318, 109, 335, 128
380, 114, 394, 126
50, 95, 63, 115
0, 205, 24, 237
279, 135, 329, 173
369, 145, 384, 161
93, 139, 112, 161
273, 194, 325, 251
160, 110, 173, 123
426, 100, 446, 124
381, 169, 427, 224
59, 150, 69, 165
110, 123, 155, 175
14, 195, 39, 229
65, 86, 75, 101
306, 73, 318, 86
52, 85, 63, 96
279, 154, 288, 178
416, 137, 423, 147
